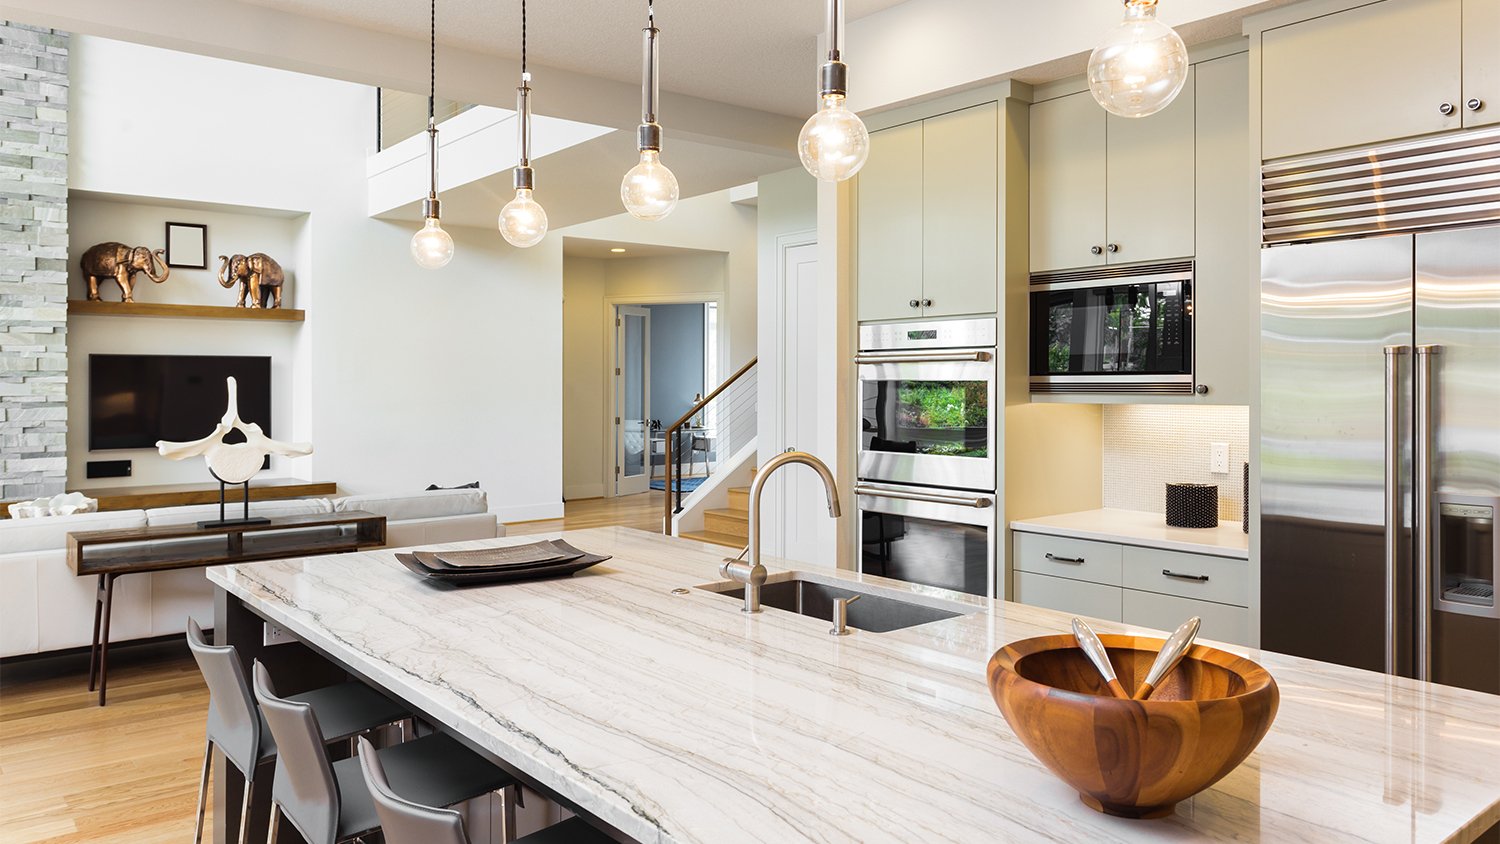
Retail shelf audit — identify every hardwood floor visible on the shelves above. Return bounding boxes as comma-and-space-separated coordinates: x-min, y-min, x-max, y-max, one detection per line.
505, 490, 666, 535
0, 492, 663, 843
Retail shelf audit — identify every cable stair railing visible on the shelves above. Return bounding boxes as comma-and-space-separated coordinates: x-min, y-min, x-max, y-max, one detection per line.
662, 357, 757, 535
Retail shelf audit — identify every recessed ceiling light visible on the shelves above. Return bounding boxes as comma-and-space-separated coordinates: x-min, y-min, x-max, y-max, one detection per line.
610, 247, 627, 253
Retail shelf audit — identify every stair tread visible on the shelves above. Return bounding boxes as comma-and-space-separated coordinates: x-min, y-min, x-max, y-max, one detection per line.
680, 529, 748, 549
705, 507, 748, 521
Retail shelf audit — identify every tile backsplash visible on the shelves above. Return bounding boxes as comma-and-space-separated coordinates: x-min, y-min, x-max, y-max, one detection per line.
1102, 405, 1250, 523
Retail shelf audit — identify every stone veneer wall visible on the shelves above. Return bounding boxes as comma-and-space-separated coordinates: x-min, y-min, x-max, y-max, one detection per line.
0, 22, 68, 500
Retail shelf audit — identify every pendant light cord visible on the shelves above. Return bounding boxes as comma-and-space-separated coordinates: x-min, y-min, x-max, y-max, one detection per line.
428, 0, 436, 120
521, 0, 527, 77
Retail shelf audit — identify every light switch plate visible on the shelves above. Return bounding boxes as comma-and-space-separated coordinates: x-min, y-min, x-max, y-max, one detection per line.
1210, 442, 1230, 474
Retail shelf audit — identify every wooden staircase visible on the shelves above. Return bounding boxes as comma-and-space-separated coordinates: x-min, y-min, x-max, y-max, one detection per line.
679, 471, 752, 550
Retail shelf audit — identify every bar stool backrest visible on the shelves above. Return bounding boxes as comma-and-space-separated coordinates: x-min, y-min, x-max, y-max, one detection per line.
356, 736, 469, 844
185, 618, 261, 779
252, 660, 340, 844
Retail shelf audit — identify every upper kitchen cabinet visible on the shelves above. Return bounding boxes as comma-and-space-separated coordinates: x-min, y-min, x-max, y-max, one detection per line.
1028, 75, 1196, 274
922, 105, 999, 319
857, 103, 998, 322
857, 121, 924, 322
1259, 0, 1485, 160
1029, 92, 1106, 273
1466, 0, 1500, 128
1194, 52, 1253, 406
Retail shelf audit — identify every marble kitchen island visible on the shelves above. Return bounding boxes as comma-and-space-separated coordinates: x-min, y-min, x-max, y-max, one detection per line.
208, 527, 1500, 843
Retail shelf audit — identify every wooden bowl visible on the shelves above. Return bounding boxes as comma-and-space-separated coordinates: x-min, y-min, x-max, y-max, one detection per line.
987, 633, 1278, 819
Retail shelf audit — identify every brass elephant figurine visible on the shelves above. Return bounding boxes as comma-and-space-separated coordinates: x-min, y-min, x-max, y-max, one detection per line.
217, 253, 285, 309
80, 242, 170, 303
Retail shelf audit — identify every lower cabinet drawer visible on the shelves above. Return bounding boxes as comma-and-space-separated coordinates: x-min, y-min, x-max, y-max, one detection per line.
1122, 589, 1249, 646
1014, 532, 1123, 587
1015, 571, 1122, 622
1122, 546, 1248, 607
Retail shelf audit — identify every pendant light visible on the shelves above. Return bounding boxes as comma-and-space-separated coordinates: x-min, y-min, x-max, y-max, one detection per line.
798, 0, 869, 182
1087, 0, 1189, 118
620, 1, 679, 221
410, 0, 455, 268
499, 0, 548, 248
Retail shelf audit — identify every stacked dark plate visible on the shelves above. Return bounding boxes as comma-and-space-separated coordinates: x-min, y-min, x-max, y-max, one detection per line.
395, 539, 609, 586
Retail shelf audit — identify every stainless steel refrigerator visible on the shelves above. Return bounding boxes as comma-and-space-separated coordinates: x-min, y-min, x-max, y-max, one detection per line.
1260, 221, 1499, 693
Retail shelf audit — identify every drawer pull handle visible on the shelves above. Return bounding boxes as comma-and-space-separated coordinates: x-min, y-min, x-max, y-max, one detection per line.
1162, 569, 1209, 582
1045, 553, 1085, 564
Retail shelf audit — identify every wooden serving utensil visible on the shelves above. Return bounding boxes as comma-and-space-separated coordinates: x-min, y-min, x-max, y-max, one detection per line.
1132, 616, 1202, 700
1070, 617, 1129, 699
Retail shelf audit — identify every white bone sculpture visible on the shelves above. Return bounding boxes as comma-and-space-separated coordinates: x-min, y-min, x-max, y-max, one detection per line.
156, 377, 312, 483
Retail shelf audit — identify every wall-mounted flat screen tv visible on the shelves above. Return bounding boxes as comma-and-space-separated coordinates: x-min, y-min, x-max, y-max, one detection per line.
89, 354, 272, 451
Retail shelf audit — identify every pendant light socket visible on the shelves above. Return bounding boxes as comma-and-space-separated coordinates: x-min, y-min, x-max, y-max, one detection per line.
421, 197, 442, 218
637, 122, 662, 152
513, 165, 535, 191
819, 60, 848, 98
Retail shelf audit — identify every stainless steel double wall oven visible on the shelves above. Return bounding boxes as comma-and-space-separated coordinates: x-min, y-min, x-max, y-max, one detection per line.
855, 318, 998, 598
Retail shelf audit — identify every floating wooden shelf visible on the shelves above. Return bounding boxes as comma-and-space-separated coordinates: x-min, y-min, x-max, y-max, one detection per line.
68, 299, 305, 322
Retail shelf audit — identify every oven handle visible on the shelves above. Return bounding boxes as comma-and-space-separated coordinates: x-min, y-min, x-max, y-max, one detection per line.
855, 483, 993, 509
854, 350, 993, 364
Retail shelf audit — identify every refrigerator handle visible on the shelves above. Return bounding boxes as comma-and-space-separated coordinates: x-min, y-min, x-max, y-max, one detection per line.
1383, 345, 1410, 676
1414, 344, 1441, 682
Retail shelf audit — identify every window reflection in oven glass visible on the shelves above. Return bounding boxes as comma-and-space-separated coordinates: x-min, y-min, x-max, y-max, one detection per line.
861, 513, 988, 596
861, 380, 989, 458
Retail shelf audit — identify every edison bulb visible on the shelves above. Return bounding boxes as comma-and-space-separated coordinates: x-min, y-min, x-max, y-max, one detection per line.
499, 188, 548, 248
621, 150, 680, 221
410, 216, 455, 269
1087, 0, 1189, 118
798, 93, 869, 182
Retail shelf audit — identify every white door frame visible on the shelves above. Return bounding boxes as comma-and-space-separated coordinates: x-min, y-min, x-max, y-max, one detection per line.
602, 292, 726, 498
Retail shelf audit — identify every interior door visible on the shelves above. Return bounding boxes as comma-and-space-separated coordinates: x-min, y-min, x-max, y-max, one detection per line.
773, 242, 823, 564
615, 305, 651, 496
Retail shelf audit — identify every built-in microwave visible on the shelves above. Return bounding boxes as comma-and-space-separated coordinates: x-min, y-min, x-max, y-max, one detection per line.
1028, 261, 1195, 395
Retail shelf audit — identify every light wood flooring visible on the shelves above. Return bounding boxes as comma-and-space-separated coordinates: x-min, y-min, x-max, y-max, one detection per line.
0, 492, 664, 844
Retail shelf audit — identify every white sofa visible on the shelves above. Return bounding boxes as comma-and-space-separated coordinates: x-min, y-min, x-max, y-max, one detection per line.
0, 489, 502, 658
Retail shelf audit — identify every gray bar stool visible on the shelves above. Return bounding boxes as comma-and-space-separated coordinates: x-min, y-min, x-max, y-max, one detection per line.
253, 660, 521, 844
356, 737, 612, 844
187, 619, 411, 844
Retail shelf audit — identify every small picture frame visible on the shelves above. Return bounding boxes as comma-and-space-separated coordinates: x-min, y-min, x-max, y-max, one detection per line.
164, 222, 208, 269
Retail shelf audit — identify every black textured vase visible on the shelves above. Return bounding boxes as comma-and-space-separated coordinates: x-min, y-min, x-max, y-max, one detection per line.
1165, 482, 1219, 529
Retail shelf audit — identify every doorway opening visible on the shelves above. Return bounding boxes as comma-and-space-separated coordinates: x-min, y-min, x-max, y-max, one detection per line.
614, 301, 720, 496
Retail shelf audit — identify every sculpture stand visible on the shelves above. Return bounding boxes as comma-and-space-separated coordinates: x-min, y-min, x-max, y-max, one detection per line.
197, 470, 272, 529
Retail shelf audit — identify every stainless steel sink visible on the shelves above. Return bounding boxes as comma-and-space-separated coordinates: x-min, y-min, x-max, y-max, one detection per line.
696, 573, 977, 633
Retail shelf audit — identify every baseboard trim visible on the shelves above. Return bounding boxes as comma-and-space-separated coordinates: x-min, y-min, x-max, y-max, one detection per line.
492, 501, 565, 524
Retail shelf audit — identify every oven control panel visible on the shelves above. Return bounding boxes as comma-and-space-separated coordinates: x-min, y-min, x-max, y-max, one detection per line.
859, 317, 997, 352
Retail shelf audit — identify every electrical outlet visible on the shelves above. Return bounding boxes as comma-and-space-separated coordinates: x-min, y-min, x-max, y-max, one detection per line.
1210, 442, 1230, 474
263, 622, 296, 647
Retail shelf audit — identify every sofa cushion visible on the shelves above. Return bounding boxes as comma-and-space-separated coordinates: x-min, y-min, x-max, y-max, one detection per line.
0, 509, 148, 554
145, 497, 332, 528
333, 489, 488, 522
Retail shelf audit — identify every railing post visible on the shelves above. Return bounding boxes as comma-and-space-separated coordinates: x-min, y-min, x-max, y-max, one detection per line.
662, 428, 674, 534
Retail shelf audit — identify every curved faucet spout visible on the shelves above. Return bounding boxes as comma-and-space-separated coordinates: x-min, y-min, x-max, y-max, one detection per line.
720, 451, 842, 614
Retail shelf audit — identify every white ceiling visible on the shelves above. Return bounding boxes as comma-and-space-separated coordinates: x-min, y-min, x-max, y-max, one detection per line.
234, 0, 909, 117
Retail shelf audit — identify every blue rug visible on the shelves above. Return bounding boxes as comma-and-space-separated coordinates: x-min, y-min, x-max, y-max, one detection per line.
650, 477, 705, 493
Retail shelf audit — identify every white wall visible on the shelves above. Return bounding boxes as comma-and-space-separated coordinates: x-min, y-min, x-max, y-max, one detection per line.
69, 37, 563, 521
560, 249, 729, 500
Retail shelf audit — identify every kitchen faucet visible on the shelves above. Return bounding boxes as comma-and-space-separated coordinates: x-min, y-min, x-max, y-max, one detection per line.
719, 450, 842, 613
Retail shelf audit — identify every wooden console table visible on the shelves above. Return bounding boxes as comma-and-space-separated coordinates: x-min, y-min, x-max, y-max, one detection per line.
66, 510, 385, 706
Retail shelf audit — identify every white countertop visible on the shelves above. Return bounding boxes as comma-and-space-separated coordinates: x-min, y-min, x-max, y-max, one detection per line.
1011, 508, 1251, 559
209, 527, 1500, 843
